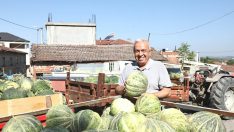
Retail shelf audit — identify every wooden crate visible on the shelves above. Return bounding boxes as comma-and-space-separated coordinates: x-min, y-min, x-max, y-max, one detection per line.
0, 93, 64, 118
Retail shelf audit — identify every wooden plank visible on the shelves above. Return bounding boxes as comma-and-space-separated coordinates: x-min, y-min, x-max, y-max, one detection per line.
0, 93, 63, 118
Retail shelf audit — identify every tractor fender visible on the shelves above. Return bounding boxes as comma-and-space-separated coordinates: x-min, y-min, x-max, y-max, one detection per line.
206, 74, 233, 83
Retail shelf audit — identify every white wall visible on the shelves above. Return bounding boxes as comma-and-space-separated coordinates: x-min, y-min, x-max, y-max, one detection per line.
46, 22, 96, 45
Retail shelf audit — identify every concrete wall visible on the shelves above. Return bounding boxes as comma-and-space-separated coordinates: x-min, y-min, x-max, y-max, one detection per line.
46, 22, 96, 45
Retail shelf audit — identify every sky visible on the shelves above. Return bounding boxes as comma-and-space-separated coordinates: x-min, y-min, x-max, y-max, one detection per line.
0, 0, 234, 57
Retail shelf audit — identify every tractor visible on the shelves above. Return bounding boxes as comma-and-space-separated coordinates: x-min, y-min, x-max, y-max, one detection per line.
164, 62, 234, 113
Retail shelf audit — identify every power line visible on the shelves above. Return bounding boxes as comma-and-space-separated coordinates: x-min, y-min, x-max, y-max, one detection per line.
0, 17, 37, 30
152, 10, 234, 35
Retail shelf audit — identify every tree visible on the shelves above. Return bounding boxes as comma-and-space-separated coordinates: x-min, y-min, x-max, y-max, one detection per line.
200, 56, 215, 64
177, 42, 196, 61
227, 59, 234, 65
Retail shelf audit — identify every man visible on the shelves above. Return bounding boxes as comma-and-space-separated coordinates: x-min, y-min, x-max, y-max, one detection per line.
116, 39, 172, 98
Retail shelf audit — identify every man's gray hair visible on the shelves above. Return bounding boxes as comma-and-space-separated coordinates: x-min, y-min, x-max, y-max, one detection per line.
134, 39, 151, 50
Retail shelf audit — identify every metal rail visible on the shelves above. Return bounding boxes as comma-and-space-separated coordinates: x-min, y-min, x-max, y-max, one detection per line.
160, 100, 234, 117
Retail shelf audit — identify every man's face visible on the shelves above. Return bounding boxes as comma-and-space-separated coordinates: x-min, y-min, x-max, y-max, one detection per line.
134, 41, 151, 67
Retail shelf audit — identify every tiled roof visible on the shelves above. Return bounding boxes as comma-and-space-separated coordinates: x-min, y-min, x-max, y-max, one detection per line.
221, 65, 234, 72
0, 32, 29, 42
0, 46, 27, 54
96, 39, 133, 45
31, 44, 167, 63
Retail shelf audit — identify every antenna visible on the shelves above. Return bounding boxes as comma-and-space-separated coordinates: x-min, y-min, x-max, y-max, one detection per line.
147, 33, 151, 42
48, 13, 53, 22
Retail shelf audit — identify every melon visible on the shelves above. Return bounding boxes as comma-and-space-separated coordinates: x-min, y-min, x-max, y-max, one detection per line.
46, 105, 75, 130
135, 94, 161, 115
101, 107, 111, 117
36, 89, 54, 96
32, 79, 51, 94
2, 115, 43, 132
137, 118, 175, 132
110, 98, 135, 116
117, 112, 146, 132
109, 112, 124, 130
188, 111, 226, 132
1, 88, 27, 100
19, 77, 33, 91
160, 108, 190, 132
71, 109, 102, 132
125, 71, 148, 97
41, 126, 69, 132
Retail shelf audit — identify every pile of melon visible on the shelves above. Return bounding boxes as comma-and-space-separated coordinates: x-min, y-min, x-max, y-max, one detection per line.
2, 94, 227, 132
0, 74, 55, 101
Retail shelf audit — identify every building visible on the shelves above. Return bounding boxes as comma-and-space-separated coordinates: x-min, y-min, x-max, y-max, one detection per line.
45, 22, 96, 45
0, 46, 27, 76
0, 32, 30, 66
160, 50, 180, 64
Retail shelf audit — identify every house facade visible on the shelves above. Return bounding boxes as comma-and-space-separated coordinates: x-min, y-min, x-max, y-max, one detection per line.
0, 32, 30, 66
0, 46, 27, 76
160, 50, 180, 64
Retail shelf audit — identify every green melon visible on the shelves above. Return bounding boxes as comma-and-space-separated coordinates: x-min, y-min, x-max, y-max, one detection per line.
137, 118, 175, 132
125, 71, 148, 97
135, 94, 161, 115
2, 81, 20, 91
19, 77, 33, 91
36, 89, 54, 96
117, 112, 146, 132
96, 115, 114, 130
71, 109, 102, 132
41, 126, 69, 132
101, 107, 111, 117
32, 79, 52, 94
2, 115, 43, 132
46, 105, 75, 130
110, 98, 135, 116
109, 112, 124, 131
160, 108, 190, 132
188, 111, 226, 132
1, 88, 27, 100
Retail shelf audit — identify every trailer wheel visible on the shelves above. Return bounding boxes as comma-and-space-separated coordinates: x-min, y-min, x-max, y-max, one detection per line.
210, 77, 234, 113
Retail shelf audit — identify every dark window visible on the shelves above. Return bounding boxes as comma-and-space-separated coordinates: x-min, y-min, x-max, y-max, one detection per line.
10, 43, 25, 49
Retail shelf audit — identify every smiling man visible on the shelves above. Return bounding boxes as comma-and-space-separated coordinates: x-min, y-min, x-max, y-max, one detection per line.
116, 39, 172, 99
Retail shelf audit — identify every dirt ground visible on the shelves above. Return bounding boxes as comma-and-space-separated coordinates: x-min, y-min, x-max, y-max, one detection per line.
223, 119, 234, 132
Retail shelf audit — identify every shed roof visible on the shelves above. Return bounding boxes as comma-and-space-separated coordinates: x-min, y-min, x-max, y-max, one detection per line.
31, 44, 166, 63
0, 32, 29, 42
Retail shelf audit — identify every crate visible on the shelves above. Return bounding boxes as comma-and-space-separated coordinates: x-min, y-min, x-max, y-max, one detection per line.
0, 93, 64, 118
65, 72, 118, 107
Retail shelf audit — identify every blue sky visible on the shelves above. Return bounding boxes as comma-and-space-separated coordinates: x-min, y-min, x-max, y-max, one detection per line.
1, 0, 234, 57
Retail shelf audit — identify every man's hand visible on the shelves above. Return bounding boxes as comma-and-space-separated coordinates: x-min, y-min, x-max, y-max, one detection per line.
115, 85, 125, 95
143, 88, 171, 99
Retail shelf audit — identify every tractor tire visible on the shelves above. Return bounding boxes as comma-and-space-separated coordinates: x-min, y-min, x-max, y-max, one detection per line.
210, 77, 234, 113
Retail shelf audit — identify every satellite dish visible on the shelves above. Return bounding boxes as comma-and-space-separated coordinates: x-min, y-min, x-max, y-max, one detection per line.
104, 33, 115, 40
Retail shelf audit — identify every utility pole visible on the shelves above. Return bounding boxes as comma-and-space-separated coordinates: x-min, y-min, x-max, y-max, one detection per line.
36, 27, 43, 44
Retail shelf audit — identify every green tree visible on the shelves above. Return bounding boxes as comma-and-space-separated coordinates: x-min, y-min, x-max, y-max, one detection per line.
200, 56, 215, 64
177, 42, 196, 61
227, 59, 234, 65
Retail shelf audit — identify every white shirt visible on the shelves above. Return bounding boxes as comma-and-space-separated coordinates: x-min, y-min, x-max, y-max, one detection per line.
119, 59, 172, 93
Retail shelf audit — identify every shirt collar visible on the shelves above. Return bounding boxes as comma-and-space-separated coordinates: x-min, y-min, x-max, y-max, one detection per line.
134, 59, 153, 71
